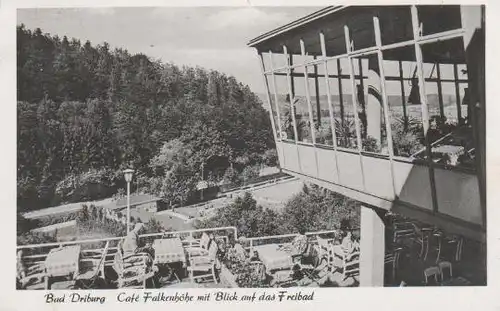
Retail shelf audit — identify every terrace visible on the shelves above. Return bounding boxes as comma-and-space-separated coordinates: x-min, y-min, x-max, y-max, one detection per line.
16, 218, 484, 289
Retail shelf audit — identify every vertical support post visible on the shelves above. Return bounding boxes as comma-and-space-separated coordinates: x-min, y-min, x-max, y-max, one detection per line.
411, 5, 439, 214
337, 59, 345, 128
313, 57, 322, 126
320, 32, 342, 183
300, 39, 320, 177
284, 45, 300, 143
126, 181, 131, 234
258, 52, 286, 172
344, 25, 367, 191
436, 63, 445, 119
360, 205, 385, 287
344, 26, 363, 153
269, 51, 284, 137
290, 52, 296, 96
453, 64, 462, 124
283, 45, 302, 173
320, 32, 339, 148
374, 16, 397, 199
460, 5, 486, 229
398, 60, 408, 131
258, 53, 279, 144
358, 58, 367, 139
300, 39, 317, 144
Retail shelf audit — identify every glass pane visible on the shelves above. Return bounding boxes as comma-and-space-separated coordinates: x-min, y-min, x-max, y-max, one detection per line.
275, 74, 295, 141
425, 81, 441, 119
307, 64, 333, 146
421, 38, 474, 169
266, 74, 281, 140
302, 35, 323, 60
456, 64, 468, 80
327, 58, 358, 149
323, 26, 347, 56
382, 46, 425, 158
379, 6, 413, 45
422, 63, 438, 79
352, 54, 389, 155
417, 5, 462, 36
261, 52, 272, 72
348, 12, 376, 51
292, 54, 315, 73
458, 83, 469, 122
293, 74, 313, 143
439, 63, 455, 80
271, 51, 288, 70
442, 82, 459, 122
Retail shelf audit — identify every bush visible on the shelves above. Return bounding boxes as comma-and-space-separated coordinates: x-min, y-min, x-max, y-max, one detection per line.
17, 231, 57, 246
240, 165, 260, 185
54, 168, 120, 204
261, 149, 278, 167
195, 192, 282, 238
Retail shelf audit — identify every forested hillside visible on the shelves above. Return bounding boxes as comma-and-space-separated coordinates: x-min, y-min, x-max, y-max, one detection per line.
17, 25, 275, 212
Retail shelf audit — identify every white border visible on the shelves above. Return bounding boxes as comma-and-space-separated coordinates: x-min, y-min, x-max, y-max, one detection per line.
1, 1, 499, 311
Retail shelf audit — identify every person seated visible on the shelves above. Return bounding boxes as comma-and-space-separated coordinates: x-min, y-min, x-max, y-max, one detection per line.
278, 229, 309, 264
332, 230, 358, 263
122, 223, 154, 263
232, 237, 248, 262
17, 250, 45, 289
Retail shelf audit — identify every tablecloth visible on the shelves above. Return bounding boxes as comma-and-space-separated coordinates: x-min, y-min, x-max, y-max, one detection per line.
255, 244, 293, 273
44, 245, 81, 277
153, 238, 186, 264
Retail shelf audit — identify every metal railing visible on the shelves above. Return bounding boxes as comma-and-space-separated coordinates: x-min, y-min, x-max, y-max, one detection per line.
17, 226, 237, 264
243, 229, 354, 253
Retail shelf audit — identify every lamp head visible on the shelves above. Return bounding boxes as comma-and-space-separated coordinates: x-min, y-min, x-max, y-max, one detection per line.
123, 168, 134, 183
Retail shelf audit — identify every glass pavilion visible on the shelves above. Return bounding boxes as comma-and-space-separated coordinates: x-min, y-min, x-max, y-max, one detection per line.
248, 5, 485, 286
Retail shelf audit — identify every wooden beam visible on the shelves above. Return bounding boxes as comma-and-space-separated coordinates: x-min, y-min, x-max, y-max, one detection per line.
344, 25, 363, 153
257, 53, 279, 145
411, 5, 440, 215
300, 39, 317, 145
269, 51, 283, 139
313, 56, 322, 126
283, 45, 302, 173
453, 63, 463, 123
320, 31, 342, 183
344, 25, 367, 193
436, 63, 445, 118
398, 60, 409, 131
300, 39, 320, 177
374, 16, 397, 200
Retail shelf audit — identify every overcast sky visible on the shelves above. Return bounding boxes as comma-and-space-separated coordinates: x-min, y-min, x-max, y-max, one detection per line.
17, 7, 322, 94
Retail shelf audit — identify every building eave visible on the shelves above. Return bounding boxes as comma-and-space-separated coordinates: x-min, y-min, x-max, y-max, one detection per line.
247, 6, 346, 48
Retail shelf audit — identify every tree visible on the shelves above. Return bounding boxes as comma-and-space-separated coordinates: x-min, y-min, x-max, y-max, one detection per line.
17, 25, 276, 212
195, 192, 281, 238
147, 140, 199, 206
196, 185, 360, 238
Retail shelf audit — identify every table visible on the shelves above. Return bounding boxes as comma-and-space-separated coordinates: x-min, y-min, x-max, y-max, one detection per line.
44, 245, 81, 278
254, 244, 293, 274
153, 238, 186, 265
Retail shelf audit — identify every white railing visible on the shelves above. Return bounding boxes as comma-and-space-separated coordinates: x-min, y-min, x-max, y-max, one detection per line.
17, 226, 237, 264
243, 228, 361, 253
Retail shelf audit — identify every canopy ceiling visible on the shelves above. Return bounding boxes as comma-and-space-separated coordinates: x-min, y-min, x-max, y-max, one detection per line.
250, 6, 465, 64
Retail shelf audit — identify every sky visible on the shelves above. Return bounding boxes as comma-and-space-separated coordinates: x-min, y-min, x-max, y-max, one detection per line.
17, 7, 322, 94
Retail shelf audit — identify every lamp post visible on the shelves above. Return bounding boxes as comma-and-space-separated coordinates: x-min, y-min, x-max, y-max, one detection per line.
123, 168, 134, 234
